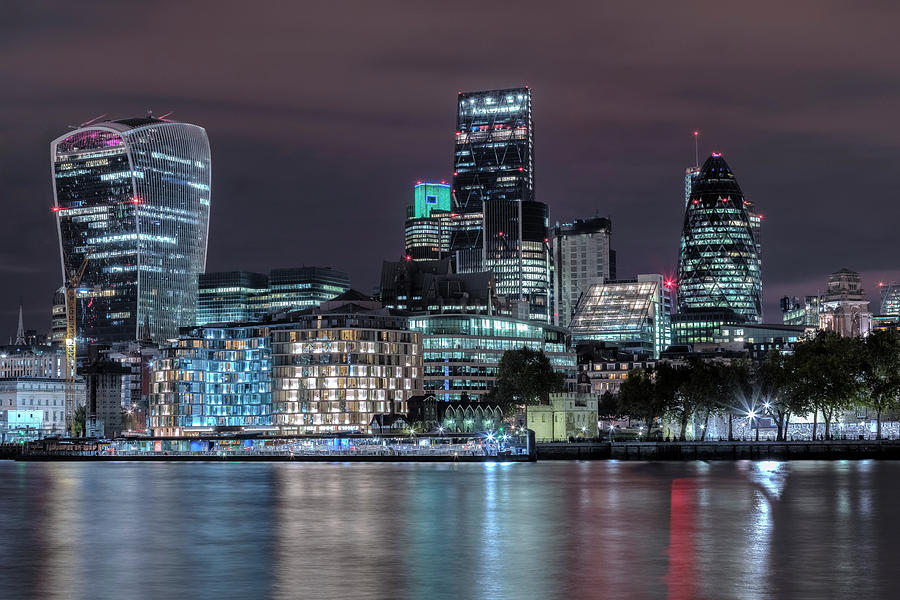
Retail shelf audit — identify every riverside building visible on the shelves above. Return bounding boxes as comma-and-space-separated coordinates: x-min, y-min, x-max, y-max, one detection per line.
51, 117, 211, 345
407, 314, 575, 403
149, 291, 423, 436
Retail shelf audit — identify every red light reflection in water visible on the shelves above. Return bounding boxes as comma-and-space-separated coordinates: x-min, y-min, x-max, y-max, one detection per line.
665, 478, 697, 600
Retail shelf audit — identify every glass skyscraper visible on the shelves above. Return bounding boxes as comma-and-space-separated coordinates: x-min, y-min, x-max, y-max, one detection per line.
452, 87, 551, 321
675, 153, 762, 342
51, 117, 211, 345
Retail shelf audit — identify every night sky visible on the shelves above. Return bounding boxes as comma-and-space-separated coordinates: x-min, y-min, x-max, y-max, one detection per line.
3, 1, 899, 335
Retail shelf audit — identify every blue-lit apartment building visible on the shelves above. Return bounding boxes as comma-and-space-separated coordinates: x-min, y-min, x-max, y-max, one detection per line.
149, 292, 422, 436
408, 314, 575, 403
149, 325, 272, 436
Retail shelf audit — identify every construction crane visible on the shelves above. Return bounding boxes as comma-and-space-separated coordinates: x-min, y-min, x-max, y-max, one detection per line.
65, 254, 91, 437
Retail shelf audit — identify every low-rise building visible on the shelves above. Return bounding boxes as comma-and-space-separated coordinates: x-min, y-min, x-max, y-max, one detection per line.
527, 393, 598, 442
0, 378, 83, 439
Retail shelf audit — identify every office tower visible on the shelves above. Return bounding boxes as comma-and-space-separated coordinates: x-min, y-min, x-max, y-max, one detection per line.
452, 87, 551, 321
684, 166, 699, 208
408, 314, 575, 404
780, 295, 821, 327
820, 269, 872, 337
50, 287, 66, 344
404, 182, 452, 261
197, 268, 350, 326
266, 267, 351, 312
569, 274, 672, 359
675, 153, 762, 343
551, 217, 615, 326
879, 282, 900, 318
51, 117, 211, 345
197, 271, 270, 325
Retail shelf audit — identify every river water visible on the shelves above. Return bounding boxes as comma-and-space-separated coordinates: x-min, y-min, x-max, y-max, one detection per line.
1, 460, 898, 599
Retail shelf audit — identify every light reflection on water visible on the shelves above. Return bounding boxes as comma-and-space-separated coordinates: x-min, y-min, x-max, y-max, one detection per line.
1, 460, 899, 600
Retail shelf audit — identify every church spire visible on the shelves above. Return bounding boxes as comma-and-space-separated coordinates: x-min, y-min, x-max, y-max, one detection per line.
15, 305, 25, 345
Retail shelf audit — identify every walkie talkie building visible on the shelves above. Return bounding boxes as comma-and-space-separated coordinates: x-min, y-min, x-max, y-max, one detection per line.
51, 118, 211, 345
452, 87, 550, 321
675, 153, 762, 342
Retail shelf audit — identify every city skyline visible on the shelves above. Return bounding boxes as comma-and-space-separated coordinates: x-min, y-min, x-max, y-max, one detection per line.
3, 2, 899, 331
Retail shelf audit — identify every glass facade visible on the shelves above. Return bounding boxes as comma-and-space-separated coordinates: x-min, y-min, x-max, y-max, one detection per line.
197, 267, 350, 326
408, 314, 575, 403
879, 282, 900, 318
149, 325, 272, 435
197, 271, 269, 325
677, 153, 762, 340
267, 267, 351, 312
569, 275, 672, 358
452, 88, 550, 321
52, 118, 211, 345
270, 314, 422, 434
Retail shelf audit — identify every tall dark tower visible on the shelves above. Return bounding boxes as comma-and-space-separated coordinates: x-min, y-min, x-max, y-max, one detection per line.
451, 87, 550, 321
674, 153, 762, 343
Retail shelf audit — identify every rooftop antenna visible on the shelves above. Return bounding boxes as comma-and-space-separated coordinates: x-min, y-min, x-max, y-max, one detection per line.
146, 108, 153, 118
693, 130, 700, 168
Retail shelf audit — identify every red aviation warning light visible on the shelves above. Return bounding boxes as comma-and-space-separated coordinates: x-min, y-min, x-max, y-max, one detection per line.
664, 278, 677, 289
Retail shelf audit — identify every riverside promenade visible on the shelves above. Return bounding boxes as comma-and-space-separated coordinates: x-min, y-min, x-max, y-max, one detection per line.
11, 432, 536, 463
537, 440, 900, 460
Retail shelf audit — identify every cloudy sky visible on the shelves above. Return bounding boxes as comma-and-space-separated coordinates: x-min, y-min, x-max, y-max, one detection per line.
2, 0, 898, 335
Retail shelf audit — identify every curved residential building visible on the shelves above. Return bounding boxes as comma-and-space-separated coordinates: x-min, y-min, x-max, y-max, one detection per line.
676, 153, 762, 328
51, 118, 211, 344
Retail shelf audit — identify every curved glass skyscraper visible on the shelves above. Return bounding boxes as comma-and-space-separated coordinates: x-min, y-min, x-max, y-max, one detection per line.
51, 117, 211, 344
676, 153, 762, 329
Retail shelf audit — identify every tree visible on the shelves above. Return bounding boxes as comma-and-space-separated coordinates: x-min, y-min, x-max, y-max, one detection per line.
678, 359, 720, 441
657, 362, 692, 440
860, 329, 900, 439
755, 350, 796, 441
598, 390, 619, 421
788, 332, 863, 440
617, 365, 681, 439
492, 347, 566, 416
73, 404, 86, 437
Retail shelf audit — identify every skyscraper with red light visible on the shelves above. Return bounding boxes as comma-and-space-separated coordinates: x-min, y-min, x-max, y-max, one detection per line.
451, 87, 551, 321
674, 153, 762, 343
51, 117, 211, 345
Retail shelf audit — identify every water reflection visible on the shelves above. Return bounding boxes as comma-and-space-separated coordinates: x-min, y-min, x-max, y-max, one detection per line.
2, 460, 900, 599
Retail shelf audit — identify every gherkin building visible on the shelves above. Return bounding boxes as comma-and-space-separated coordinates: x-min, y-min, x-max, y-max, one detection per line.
676, 153, 762, 325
